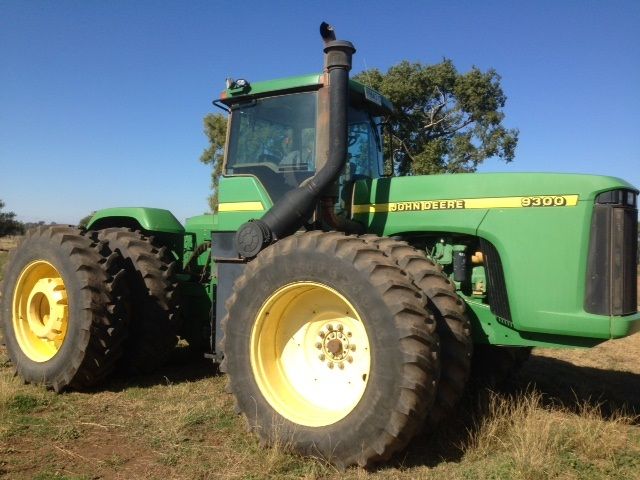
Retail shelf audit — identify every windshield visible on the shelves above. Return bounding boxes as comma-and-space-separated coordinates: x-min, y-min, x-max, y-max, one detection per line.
226, 92, 317, 202
225, 91, 383, 203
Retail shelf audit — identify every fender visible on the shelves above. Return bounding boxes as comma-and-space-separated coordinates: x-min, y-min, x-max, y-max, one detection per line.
86, 207, 185, 234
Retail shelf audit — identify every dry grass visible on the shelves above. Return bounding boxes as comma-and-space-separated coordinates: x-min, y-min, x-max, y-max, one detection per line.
0, 236, 19, 253
0, 348, 334, 480
0, 236, 20, 283
535, 331, 640, 373
0, 264, 638, 478
465, 391, 637, 480
0, 251, 8, 282
1, 335, 639, 479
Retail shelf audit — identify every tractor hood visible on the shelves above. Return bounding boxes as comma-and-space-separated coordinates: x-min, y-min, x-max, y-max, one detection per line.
352, 172, 637, 236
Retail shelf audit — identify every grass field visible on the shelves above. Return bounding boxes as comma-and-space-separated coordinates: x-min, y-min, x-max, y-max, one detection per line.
1, 334, 639, 479
0, 251, 8, 282
0, 245, 639, 479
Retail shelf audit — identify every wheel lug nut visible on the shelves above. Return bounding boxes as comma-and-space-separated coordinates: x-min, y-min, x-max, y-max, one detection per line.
350, 345, 356, 352
315, 342, 322, 349
347, 355, 353, 363
347, 331, 352, 337
319, 331, 325, 338
327, 361, 334, 369
319, 353, 325, 361
326, 324, 333, 331
337, 324, 344, 331
338, 362, 345, 370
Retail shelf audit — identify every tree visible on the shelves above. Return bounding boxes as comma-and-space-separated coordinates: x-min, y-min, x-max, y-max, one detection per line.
0, 199, 25, 236
78, 212, 96, 229
200, 113, 228, 211
354, 59, 518, 175
200, 60, 518, 203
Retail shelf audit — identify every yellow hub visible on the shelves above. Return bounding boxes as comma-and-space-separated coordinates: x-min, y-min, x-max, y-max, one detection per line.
12, 260, 69, 362
250, 282, 371, 427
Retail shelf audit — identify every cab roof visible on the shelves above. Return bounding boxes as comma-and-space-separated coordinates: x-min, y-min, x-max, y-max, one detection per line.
219, 73, 394, 115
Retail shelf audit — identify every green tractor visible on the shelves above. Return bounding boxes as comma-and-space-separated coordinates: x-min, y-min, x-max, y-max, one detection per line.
1, 23, 638, 468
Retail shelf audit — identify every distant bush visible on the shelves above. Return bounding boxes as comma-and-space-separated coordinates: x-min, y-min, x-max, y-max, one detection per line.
0, 199, 24, 237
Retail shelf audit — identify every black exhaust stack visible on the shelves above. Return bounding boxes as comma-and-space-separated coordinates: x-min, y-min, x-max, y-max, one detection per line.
235, 22, 356, 258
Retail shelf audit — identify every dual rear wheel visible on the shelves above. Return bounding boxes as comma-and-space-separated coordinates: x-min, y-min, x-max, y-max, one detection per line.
0, 226, 179, 391
223, 232, 462, 468
0, 226, 127, 391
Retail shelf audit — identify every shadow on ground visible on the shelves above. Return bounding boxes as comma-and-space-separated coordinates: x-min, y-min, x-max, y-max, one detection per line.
100, 346, 218, 392
518, 354, 640, 418
56, 345, 640, 470
386, 353, 640, 470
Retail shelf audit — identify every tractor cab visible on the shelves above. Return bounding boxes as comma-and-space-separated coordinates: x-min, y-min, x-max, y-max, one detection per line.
219, 74, 392, 204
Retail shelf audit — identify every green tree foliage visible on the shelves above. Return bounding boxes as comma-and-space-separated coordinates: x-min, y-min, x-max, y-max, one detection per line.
354, 59, 519, 175
200, 113, 228, 211
78, 212, 96, 229
0, 199, 25, 236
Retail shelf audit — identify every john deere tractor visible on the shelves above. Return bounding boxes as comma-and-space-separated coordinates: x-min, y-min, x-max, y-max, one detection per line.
1, 23, 638, 468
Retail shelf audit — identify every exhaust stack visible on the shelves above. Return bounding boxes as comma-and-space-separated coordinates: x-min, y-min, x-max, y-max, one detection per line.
235, 22, 356, 258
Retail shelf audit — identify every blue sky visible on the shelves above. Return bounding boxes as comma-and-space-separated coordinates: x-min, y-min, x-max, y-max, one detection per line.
1, 1, 638, 224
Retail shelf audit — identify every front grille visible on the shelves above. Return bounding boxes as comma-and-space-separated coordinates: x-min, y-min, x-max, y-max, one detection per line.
585, 189, 638, 316
480, 239, 512, 322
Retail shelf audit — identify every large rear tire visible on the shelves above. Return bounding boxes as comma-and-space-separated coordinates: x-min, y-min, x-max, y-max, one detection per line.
94, 228, 180, 374
0, 226, 127, 391
222, 232, 440, 468
362, 236, 473, 428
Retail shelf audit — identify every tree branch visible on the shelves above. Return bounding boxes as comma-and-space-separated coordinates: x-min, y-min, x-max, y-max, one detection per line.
423, 86, 448, 130
392, 134, 417, 164
445, 118, 474, 135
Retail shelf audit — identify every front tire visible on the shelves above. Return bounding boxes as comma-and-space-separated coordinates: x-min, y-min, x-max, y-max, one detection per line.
222, 232, 440, 468
362, 236, 473, 429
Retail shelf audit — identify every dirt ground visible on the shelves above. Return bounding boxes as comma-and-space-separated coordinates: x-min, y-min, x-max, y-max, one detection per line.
0, 252, 638, 479
1, 331, 639, 480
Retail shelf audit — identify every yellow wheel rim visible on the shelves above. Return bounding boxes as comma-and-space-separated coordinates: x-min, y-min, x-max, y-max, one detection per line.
12, 260, 69, 362
250, 282, 371, 427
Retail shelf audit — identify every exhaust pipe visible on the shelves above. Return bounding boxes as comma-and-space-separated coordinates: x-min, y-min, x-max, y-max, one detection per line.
235, 22, 356, 258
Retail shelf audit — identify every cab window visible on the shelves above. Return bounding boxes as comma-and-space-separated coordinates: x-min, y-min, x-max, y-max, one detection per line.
226, 92, 317, 202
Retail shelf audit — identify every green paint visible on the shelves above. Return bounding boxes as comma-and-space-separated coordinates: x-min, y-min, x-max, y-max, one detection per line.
184, 214, 215, 246
223, 74, 322, 100
610, 313, 640, 338
466, 298, 605, 348
432, 242, 454, 265
471, 265, 486, 297
184, 214, 216, 270
87, 207, 184, 234
90, 78, 638, 354
216, 175, 273, 231
221, 73, 393, 115
352, 172, 639, 342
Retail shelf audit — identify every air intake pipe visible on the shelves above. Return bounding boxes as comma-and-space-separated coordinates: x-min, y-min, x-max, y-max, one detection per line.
234, 22, 356, 258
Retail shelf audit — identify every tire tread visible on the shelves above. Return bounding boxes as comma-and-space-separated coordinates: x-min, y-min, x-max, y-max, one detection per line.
95, 228, 180, 374
361, 235, 473, 429
222, 232, 440, 468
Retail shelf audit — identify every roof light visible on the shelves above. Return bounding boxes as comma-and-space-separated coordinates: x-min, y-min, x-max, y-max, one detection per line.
225, 78, 251, 90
